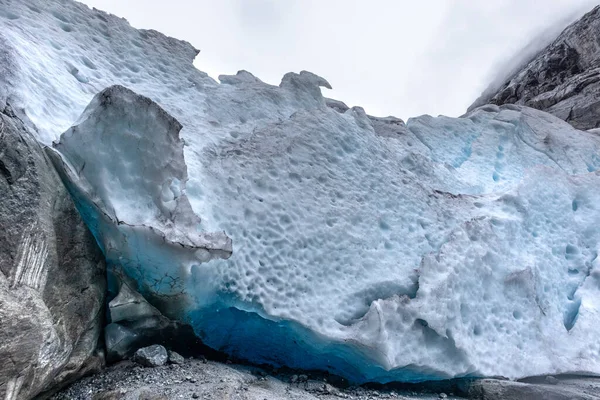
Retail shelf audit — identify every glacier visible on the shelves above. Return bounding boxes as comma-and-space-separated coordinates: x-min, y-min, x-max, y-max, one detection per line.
3, 0, 600, 384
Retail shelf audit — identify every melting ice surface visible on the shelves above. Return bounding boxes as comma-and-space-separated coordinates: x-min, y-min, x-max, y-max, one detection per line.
4, 0, 600, 382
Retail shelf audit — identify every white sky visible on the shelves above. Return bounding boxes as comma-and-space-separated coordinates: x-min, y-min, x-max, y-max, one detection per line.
78, 0, 598, 120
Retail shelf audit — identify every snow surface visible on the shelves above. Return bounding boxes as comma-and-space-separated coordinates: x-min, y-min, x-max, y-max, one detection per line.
4, 0, 600, 383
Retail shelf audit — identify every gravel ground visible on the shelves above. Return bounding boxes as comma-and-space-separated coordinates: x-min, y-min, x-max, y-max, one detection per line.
52, 357, 461, 400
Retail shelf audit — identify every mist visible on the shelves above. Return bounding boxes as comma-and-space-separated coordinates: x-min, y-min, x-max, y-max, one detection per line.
469, 3, 598, 111
79, 0, 599, 120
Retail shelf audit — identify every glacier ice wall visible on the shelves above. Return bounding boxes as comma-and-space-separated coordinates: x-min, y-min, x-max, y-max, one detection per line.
188, 101, 600, 381
4, 0, 600, 383
47, 86, 231, 317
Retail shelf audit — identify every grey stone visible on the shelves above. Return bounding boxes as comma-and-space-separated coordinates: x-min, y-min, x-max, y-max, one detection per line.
468, 377, 600, 400
133, 345, 168, 367
167, 350, 184, 365
469, 6, 600, 130
0, 104, 106, 400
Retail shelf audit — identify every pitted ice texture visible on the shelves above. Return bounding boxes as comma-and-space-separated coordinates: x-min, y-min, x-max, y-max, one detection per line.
4, 0, 600, 383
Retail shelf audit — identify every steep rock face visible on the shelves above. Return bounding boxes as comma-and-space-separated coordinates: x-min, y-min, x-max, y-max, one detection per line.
469, 6, 600, 130
0, 105, 106, 400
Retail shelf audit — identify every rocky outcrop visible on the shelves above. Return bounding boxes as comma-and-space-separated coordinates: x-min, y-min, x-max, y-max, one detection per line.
469, 6, 600, 130
468, 377, 600, 400
0, 104, 106, 399
132, 345, 168, 368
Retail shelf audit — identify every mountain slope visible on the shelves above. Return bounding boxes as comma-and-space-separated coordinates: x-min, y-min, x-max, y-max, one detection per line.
469, 6, 600, 130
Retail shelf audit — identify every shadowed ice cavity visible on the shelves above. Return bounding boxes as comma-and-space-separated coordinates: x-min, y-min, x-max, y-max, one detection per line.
46, 85, 232, 319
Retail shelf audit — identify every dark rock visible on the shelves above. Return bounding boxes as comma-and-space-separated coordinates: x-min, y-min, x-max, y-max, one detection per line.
469, 6, 600, 130
468, 377, 600, 400
0, 105, 105, 400
167, 350, 184, 365
133, 345, 168, 367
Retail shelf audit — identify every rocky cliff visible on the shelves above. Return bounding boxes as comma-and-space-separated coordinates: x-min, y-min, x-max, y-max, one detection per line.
0, 103, 106, 399
469, 6, 600, 130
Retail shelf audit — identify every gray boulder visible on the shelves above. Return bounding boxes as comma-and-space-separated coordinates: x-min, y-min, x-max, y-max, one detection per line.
0, 104, 106, 400
133, 345, 168, 367
469, 6, 600, 130
167, 350, 184, 365
468, 377, 600, 400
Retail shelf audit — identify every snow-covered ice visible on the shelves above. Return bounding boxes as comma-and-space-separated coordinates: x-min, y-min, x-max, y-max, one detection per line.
46, 85, 232, 303
4, 0, 600, 383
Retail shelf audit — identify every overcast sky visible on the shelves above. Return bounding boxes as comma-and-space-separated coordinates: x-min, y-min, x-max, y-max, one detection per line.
79, 0, 598, 120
